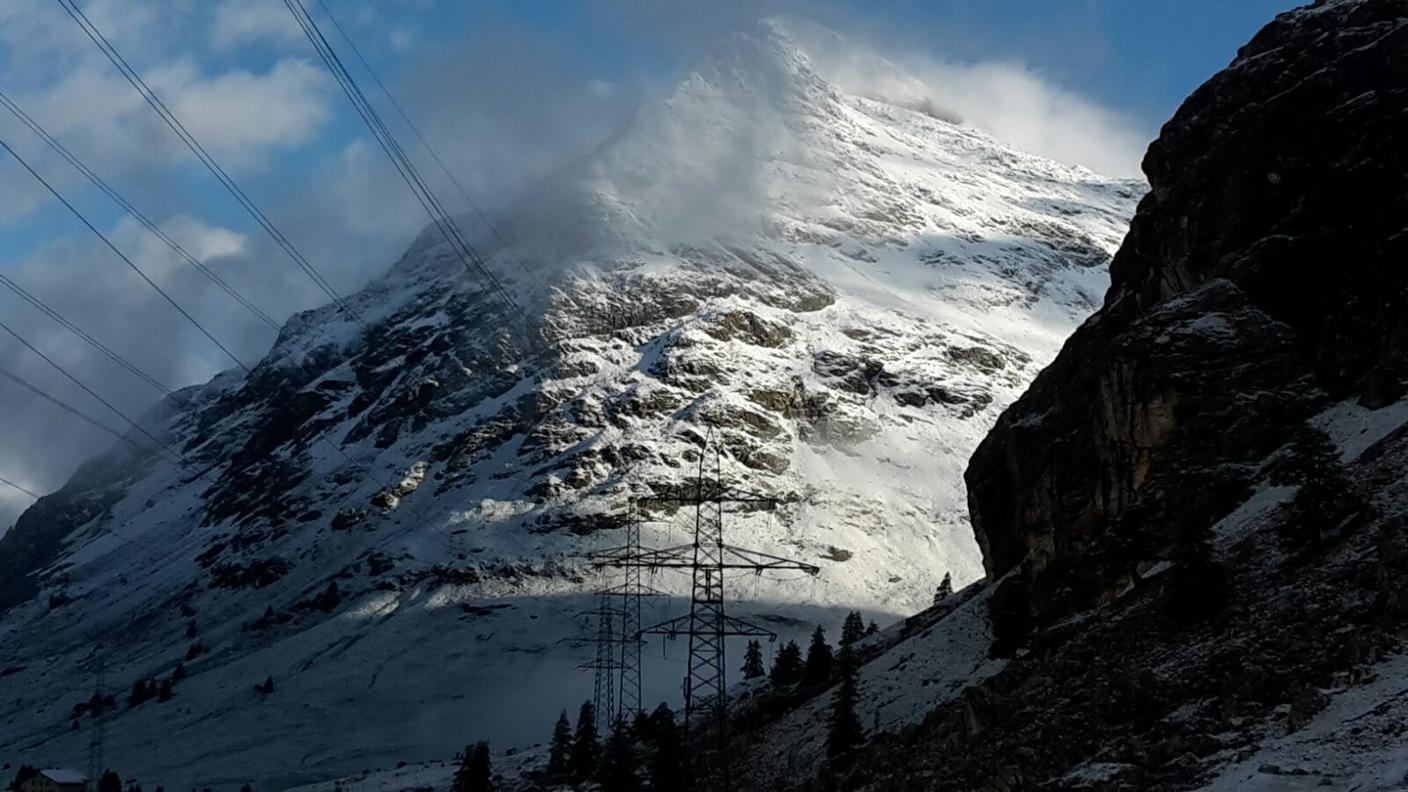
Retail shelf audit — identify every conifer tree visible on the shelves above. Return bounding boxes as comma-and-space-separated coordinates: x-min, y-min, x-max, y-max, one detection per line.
840, 612, 866, 647
98, 772, 121, 792
7, 765, 38, 792
769, 640, 803, 688
631, 708, 651, 741
933, 572, 953, 605
128, 679, 149, 709
546, 710, 572, 780
802, 626, 834, 688
1272, 426, 1362, 555
647, 705, 685, 791
158, 678, 173, 703
569, 700, 600, 782
740, 640, 765, 679
865, 621, 879, 637
172, 662, 186, 682
597, 721, 637, 792
452, 742, 492, 792
646, 702, 675, 738
825, 646, 864, 762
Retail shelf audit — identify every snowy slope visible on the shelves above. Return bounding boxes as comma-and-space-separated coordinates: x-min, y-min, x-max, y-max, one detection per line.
0, 18, 1140, 790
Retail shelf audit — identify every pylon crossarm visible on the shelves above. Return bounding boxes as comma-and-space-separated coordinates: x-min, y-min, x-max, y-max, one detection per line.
640, 614, 691, 638
640, 612, 777, 639
635, 486, 777, 507
588, 543, 696, 569
719, 544, 821, 574
718, 614, 777, 638
578, 606, 624, 617
585, 581, 668, 597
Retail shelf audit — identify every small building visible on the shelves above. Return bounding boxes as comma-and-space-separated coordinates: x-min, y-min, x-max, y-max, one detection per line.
21, 769, 87, 792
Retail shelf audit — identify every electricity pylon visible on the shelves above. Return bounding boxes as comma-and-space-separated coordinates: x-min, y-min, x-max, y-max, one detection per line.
591, 428, 820, 790
581, 503, 663, 726
86, 650, 106, 792
579, 585, 621, 733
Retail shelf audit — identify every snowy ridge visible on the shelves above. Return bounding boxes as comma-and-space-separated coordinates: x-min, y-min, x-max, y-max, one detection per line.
0, 18, 1140, 789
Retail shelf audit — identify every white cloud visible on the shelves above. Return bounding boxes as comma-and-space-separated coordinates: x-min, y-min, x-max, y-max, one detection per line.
152, 58, 335, 160
0, 54, 334, 230
772, 16, 1150, 178
210, 0, 309, 52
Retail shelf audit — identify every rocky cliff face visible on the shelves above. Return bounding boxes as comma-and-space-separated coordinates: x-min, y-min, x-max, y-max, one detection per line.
967, 0, 1408, 624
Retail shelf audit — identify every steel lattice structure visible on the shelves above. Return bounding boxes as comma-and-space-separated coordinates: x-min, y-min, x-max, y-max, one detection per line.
579, 586, 621, 732
587, 428, 820, 790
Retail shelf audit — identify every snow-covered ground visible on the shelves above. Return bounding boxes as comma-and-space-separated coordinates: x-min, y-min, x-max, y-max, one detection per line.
736, 581, 1006, 788
0, 17, 1140, 790
1201, 653, 1408, 791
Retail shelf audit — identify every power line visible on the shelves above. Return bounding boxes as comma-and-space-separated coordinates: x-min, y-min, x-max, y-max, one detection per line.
311, 0, 526, 266
0, 365, 168, 459
0, 473, 40, 500
0, 135, 252, 374
0, 89, 281, 331
53, 0, 362, 327
0, 272, 182, 402
0, 317, 177, 460
282, 0, 521, 317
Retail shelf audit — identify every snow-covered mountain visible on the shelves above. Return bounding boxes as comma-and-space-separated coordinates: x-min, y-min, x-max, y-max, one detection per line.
0, 18, 1140, 789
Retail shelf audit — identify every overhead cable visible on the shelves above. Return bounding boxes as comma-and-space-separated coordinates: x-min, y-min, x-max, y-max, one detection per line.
53, 0, 362, 326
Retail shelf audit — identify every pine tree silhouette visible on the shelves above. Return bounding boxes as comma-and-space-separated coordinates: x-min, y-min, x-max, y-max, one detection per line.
865, 620, 879, 637
933, 572, 953, 605
597, 721, 638, 792
826, 646, 864, 762
1273, 426, 1361, 555
98, 771, 122, 792
647, 705, 686, 792
569, 700, 600, 781
452, 742, 492, 792
546, 710, 573, 780
769, 640, 804, 688
7, 765, 38, 792
802, 626, 834, 688
740, 640, 765, 679
840, 612, 865, 646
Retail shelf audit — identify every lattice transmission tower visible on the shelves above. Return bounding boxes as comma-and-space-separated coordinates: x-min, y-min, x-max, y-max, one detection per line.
578, 583, 621, 732
590, 428, 820, 790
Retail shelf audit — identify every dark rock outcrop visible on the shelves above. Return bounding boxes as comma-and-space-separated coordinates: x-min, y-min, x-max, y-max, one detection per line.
966, 0, 1408, 631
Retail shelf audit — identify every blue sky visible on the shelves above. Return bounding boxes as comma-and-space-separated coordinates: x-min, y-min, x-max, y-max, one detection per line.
0, 0, 1304, 521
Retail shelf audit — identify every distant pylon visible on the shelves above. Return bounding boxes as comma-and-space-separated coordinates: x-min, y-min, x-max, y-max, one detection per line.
616, 503, 645, 723
579, 584, 620, 732
86, 649, 106, 792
